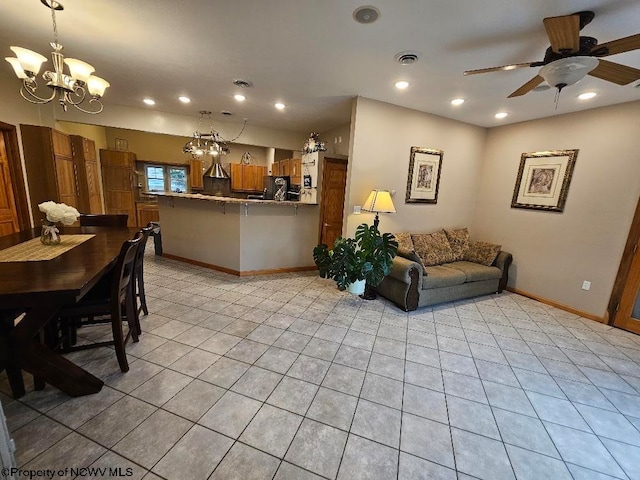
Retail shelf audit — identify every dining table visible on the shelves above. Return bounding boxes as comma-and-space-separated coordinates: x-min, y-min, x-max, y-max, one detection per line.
0, 226, 140, 398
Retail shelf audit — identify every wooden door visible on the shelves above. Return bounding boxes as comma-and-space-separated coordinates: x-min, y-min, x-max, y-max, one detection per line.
54, 155, 79, 209
190, 159, 204, 190
611, 197, 640, 334
230, 163, 243, 191
72, 136, 102, 214
0, 133, 20, 236
84, 160, 103, 213
51, 129, 72, 157
318, 158, 348, 248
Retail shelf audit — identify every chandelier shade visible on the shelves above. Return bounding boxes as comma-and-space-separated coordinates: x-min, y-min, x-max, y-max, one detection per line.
4, 0, 110, 114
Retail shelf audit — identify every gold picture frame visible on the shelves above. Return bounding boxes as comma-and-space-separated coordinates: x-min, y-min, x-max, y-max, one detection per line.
405, 147, 444, 204
511, 149, 578, 212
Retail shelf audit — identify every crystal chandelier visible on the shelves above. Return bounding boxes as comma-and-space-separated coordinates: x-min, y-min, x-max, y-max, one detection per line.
183, 111, 231, 158
5, 0, 110, 114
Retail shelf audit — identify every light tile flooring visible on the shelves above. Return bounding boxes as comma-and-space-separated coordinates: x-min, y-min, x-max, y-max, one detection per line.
3, 250, 640, 480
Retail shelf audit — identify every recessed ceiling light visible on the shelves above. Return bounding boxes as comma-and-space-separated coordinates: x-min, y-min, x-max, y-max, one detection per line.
178, 96, 191, 103
395, 81, 409, 89
450, 98, 465, 106
353, 6, 381, 24
578, 92, 597, 100
143, 98, 155, 106
234, 94, 246, 102
494, 112, 508, 119
274, 102, 286, 110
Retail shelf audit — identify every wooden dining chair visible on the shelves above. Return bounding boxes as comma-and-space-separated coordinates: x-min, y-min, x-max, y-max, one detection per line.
0, 309, 26, 398
79, 214, 129, 227
56, 234, 142, 372
132, 224, 154, 334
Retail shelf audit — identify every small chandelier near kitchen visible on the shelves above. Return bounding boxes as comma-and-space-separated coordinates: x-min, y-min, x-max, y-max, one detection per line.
5, 0, 110, 114
183, 111, 231, 159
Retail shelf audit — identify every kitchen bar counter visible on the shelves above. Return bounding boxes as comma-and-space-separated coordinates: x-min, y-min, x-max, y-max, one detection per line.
155, 193, 319, 276
153, 191, 317, 206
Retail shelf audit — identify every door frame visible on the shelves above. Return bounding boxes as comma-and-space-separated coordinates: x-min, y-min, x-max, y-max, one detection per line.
607, 195, 640, 326
318, 156, 348, 245
0, 121, 31, 232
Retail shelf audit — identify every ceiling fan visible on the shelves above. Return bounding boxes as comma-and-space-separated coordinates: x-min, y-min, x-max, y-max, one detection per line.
464, 11, 640, 98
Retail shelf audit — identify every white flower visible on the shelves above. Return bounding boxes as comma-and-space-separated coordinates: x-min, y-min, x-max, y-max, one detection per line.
38, 201, 80, 225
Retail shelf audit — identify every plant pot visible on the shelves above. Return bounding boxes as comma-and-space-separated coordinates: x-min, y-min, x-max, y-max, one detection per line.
347, 279, 366, 295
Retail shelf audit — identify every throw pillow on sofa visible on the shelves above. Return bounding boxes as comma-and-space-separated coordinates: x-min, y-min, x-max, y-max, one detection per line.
464, 240, 501, 266
444, 228, 470, 261
412, 230, 455, 266
394, 232, 415, 252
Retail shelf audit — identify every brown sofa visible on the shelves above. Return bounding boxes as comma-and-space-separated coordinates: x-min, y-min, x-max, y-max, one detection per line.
374, 229, 512, 311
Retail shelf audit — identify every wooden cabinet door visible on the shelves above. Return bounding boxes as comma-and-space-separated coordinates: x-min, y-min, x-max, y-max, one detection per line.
54, 155, 79, 209
230, 163, 244, 191
51, 130, 72, 157
256, 166, 267, 191
136, 204, 159, 227
281, 159, 291, 177
272, 160, 280, 176
84, 160, 102, 213
190, 159, 204, 190
100, 150, 136, 227
242, 165, 258, 191
291, 158, 302, 185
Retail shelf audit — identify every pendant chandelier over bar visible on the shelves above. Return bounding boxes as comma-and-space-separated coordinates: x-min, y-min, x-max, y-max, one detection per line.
183, 110, 231, 158
5, 0, 110, 114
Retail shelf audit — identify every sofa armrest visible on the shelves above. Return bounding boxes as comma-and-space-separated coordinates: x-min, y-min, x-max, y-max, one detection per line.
375, 256, 423, 312
493, 251, 513, 293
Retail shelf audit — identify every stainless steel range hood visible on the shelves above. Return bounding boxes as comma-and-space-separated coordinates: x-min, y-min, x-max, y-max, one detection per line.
203, 159, 229, 179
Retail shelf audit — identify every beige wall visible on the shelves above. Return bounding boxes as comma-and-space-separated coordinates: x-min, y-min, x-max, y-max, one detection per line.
345, 97, 487, 237
473, 101, 640, 318
322, 123, 351, 157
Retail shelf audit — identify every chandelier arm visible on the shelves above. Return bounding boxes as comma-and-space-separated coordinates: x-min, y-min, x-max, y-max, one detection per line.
64, 84, 88, 106
19, 81, 57, 104
70, 97, 104, 114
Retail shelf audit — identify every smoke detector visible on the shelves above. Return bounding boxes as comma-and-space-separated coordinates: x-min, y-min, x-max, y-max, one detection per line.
394, 51, 421, 66
232, 79, 254, 88
353, 6, 381, 24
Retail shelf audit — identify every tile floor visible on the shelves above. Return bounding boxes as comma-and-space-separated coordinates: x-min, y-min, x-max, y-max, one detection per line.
2, 249, 640, 480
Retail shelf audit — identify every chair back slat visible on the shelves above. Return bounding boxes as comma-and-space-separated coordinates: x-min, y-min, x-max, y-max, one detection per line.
110, 235, 142, 304
80, 214, 128, 227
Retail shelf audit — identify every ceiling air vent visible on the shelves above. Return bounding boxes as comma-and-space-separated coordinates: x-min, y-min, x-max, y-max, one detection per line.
221, 111, 233, 116
353, 6, 381, 24
232, 79, 253, 88
394, 51, 421, 66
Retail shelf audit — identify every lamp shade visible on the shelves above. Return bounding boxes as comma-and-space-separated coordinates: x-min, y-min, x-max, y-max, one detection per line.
539, 56, 599, 89
9, 46, 47, 75
362, 190, 396, 214
64, 58, 95, 83
86, 75, 110, 97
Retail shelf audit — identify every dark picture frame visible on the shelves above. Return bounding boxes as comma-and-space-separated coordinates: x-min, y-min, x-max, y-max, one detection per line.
511, 149, 578, 212
405, 147, 444, 204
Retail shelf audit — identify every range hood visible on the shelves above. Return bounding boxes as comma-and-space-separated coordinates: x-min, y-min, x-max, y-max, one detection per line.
203, 159, 229, 179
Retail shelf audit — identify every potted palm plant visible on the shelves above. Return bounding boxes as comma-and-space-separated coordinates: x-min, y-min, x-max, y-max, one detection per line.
313, 222, 398, 296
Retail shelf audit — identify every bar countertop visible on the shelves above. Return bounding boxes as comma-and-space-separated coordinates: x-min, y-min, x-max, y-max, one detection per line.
152, 191, 317, 206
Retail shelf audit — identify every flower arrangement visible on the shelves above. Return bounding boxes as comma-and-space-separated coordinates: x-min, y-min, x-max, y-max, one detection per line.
38, 201, 80, 245
302, 132, 326, 154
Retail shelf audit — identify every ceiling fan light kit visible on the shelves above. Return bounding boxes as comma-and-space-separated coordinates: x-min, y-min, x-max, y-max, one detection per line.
463, 10, 640, 101
5, 0, 109, 114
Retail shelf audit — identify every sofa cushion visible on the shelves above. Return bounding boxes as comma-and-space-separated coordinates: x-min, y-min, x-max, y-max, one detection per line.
394, 232, 415, 252
397, 247, 427, 273
422, 265, 466, 289
412, 231, 454, 266
444, 228, 470, 261
445, 261, 502, 282
464, 240, 501, 266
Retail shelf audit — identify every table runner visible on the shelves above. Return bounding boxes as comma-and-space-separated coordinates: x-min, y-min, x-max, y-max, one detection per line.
0, 235, 95, 262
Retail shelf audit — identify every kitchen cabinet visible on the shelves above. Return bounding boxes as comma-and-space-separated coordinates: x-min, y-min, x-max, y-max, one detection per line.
290, 158, 302, 186
20, 125, 81, 223
230, 163, 267, 192
136, 202, 159, 227
272, 158, 301, 185
189, 158, 204, 190
70, 135, 103, 214
100, 149, 137, 227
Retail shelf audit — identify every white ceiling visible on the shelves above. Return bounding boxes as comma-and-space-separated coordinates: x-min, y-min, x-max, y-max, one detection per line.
1, 0, 639, 133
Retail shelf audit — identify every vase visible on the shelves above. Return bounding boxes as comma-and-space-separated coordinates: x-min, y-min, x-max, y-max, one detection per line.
347, 279, 366, 295
40, 220, 61, 245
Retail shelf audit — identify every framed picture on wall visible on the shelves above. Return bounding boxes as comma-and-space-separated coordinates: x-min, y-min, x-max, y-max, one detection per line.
405, 147, 444, 204
511, 149, 578, 212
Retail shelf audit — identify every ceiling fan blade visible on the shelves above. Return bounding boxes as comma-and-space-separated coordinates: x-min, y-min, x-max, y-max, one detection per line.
594, 33, 640, 56
508, 76, 545, 98
588, 59, 640, 85
543, 14, 580, 53
463, 62, 539, 76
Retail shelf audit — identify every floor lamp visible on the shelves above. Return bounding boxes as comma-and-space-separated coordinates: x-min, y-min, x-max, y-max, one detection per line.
361, 189, 396, 300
